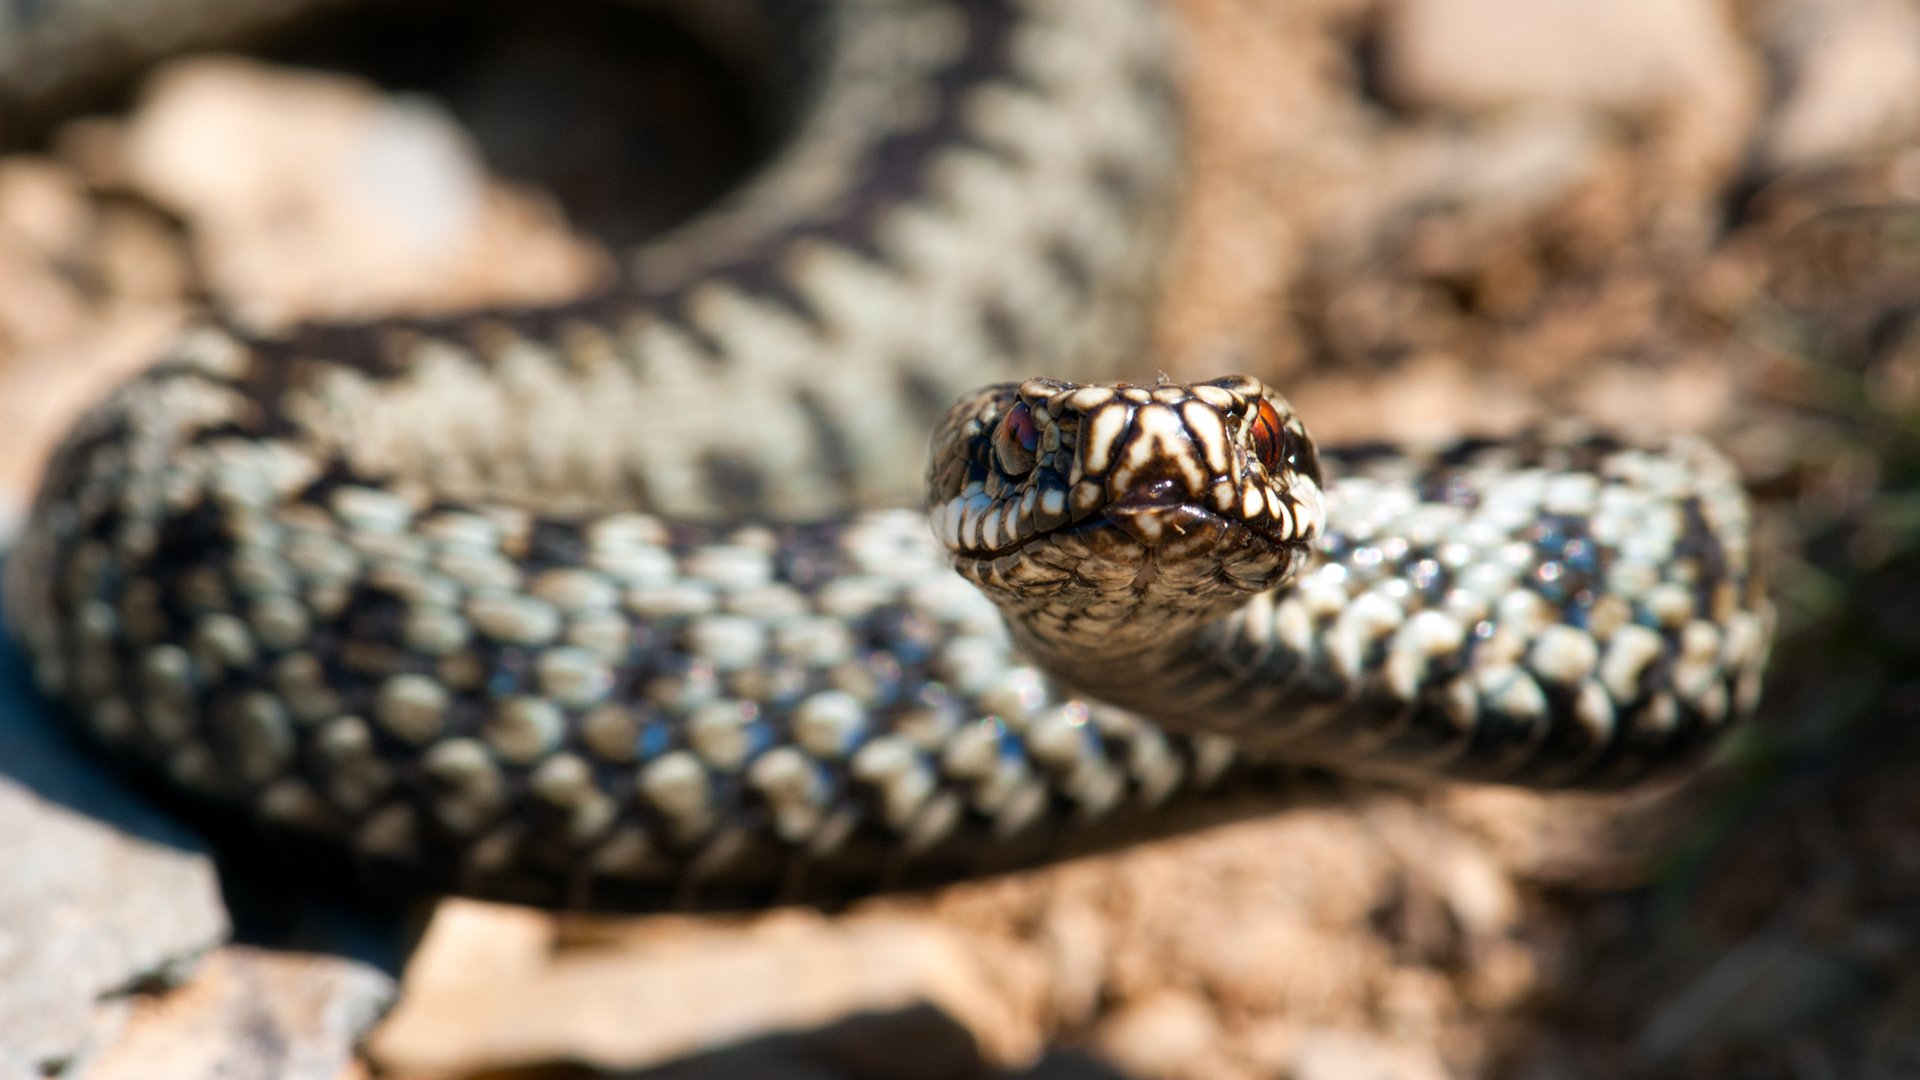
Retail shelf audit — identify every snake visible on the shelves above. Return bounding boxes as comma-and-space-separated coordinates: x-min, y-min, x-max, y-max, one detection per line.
0, 0, 1772, 911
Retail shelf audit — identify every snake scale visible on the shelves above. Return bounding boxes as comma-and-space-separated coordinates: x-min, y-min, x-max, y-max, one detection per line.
0, 0, 1771, 910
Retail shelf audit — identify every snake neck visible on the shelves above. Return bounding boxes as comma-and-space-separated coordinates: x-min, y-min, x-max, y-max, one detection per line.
955, 526, 1310, 725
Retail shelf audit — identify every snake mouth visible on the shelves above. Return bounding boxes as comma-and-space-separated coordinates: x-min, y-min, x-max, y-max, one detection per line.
1102, 478, 1303, 549
941, 478, 1312, 571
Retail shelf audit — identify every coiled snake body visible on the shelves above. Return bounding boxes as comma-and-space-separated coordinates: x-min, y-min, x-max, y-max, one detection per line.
1, 0, 1771, 909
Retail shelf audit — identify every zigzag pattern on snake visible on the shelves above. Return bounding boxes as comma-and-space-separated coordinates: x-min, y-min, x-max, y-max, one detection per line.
0, 0, 1771, 910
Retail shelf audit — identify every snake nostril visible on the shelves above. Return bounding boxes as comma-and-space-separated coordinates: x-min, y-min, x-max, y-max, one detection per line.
994, 402, 1039, 475
1116, 478, 1184, 506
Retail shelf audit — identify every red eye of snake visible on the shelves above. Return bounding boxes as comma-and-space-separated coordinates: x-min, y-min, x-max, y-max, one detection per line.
1250, 399, 1286, 473
1006, 402, 1039, 450
993, 401, 1040, 474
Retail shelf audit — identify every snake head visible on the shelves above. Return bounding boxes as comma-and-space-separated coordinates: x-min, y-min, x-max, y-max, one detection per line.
927, 375, 1324, 595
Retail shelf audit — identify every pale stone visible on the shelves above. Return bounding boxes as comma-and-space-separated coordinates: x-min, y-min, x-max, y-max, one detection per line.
1379, 0, 1761, 245
0, 774, 227, 1078
363, 900, 1043, 1075
122, 57, 608, 332
1091, 992, 1227, 1080
1291, 1028, 1452, 1080
1762, 0, 1920, 168
75, 947, 394, 1080
1383, 0, 1750, 116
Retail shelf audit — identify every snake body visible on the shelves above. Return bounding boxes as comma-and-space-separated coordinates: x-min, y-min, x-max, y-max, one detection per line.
1, 0, 1770, 910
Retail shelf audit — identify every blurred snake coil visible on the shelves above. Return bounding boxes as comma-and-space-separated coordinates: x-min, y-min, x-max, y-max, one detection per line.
0, 0, 1773, 909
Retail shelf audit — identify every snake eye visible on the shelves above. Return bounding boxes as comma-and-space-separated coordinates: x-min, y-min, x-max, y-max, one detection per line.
1249, 400, 1287, 473
1249, 399, 1322, 486
993, 401, 1040, 475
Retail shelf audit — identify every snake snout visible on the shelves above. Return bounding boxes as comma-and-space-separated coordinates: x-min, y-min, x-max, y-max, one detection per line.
1102, 479, 1214, 547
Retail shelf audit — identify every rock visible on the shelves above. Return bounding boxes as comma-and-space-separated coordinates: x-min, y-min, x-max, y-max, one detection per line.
1761, 0, 1920, 169
0, 159, 89, 263
0, 302, 184, 504
1380, 0, 1759, 244
362, 900, 1045, 1077
0, 684, 228, 1080
0, 153, 188, 508
1381, 0, 1747, 117
906, 801, 1552, 1080
1038, 897, 1108, 1031
0, 161, 91, 353
122, 56, 609, 332
75, 947, 394, 1080
1155, 0, 1359, 379
1287, 354, 1539, 447
0, 543, 391, 1080
0, 616, 227, 1076
1290, 1029, 1451, 1080
1412, 110, 1607, 220
1089, 992, 1228, 1080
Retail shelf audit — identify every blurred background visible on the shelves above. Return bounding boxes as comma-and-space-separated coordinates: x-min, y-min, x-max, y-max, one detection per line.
1, 0, 1918, 1077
